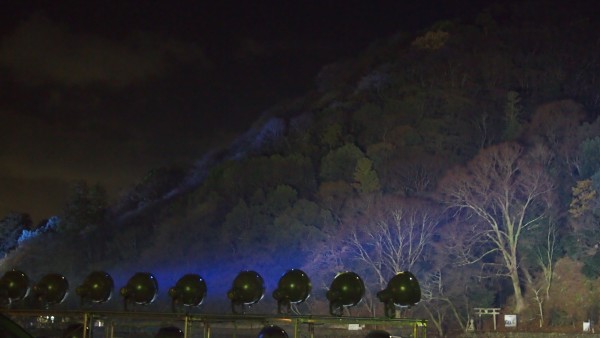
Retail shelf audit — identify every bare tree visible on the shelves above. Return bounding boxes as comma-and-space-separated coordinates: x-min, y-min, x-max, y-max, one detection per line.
420, 269, 468, 336
537, 222, 557, 300
419, 219, 497, 337
396, 156, 443, 197
346, 197, 438, 287
438, 142, 554, 313
522, 221, 558, 328
526, 100, 587, 176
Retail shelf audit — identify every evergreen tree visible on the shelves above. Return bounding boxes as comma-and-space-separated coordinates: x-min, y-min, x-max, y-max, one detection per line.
353, 157, 381, 194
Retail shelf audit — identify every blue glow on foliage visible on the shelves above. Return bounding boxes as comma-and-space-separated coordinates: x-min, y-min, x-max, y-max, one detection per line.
17, 216, 60, 245
103, 252, 310, 312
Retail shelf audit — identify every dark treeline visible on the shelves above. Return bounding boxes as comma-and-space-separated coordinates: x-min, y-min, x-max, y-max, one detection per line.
4, 1, 600, 336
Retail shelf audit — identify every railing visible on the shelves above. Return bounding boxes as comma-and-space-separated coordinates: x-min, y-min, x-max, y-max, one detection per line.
3, 309, 427, 338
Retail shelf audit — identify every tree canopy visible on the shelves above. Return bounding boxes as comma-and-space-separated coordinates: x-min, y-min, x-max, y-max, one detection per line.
5, 2, 600, 333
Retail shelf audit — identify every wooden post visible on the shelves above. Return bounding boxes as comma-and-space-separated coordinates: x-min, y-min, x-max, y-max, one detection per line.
184, 315, 190, 338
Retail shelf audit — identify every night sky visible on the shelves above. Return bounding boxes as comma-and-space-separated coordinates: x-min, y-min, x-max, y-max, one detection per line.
0, 1, 489, 221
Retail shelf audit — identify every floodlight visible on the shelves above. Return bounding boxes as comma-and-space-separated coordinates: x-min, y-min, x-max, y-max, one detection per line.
33, 273, 69, 307
376, 271, 421, 318
0, 269, 30, 306
155, 326, 184, 338
76, 271, 114, 304
365, 330, 391, 338
272, 269, 311, 314
258, 325, 288, 338
168, 273, 207, 312
120, 272, 158, 310
227, 270, 265, 314
326, 271, 365, 316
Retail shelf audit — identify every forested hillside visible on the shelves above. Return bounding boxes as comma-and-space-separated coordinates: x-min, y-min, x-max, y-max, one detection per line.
3, 2, 600, 335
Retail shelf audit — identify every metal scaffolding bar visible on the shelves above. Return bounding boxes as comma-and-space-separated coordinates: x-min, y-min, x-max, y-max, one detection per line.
2, 309, 427, 338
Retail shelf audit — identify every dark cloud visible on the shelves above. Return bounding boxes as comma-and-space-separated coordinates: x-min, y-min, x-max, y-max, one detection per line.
0, 13, 210, 87
0, 108, 147, 219
0, 175, 70, 222
0, 1, 479, 222
0, 10, 224, 221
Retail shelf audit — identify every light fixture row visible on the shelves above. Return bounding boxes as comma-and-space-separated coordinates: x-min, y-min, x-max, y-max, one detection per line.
0, 269, 420, 318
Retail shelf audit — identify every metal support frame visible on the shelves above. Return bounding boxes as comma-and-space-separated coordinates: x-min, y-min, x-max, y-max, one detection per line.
3, 309, 427, 338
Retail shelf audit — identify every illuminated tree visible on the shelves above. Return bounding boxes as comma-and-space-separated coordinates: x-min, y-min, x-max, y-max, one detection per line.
346, 197, 439, 286
221, 199, 271, 257
521, 221, 558, 327
353, 157, 381, 194
569, 179, 597, 219
272, 199, 332, 255
419, 218, 497, 336
333, 197, 439, 316
526, 100, 586, 172
420, 267, 491, 336
319, 143, 365, 182
220, 185, 333, 266
564, 136, 600, 267
438, 142, 554, 313
568, 176, 600, 278
320, 123, 344, 150
0, 212, 32, 255
411, 30, 450, 50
